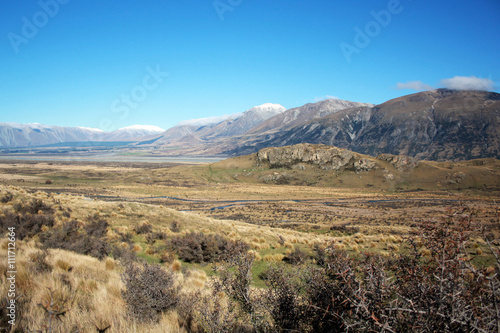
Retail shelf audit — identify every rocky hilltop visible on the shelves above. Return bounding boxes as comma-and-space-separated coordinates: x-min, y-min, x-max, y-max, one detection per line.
211, 143, 499, 190
256, 143, 419, 173
257, 143, 378, 172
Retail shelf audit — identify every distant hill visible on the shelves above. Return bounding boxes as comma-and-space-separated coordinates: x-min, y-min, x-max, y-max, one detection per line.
0, 123, 165, 147
223, 90, 500, 161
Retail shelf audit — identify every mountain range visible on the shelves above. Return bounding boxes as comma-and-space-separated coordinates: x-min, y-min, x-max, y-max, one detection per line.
0, 124, 165, 147
1, 89, 499, 161
224, 89, 499, 161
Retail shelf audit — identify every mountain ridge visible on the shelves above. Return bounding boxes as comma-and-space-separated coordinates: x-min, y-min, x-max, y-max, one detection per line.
0, 123, 165, 147
222, 90, 500, 161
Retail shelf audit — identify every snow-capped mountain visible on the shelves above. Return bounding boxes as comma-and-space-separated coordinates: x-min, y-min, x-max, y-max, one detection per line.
104, 125, 165, 141
246, 99, 373, 135
152, 103, 286, 145
0, 123, 165, 147
0, 123, 102, 147
196, 103, 287, 139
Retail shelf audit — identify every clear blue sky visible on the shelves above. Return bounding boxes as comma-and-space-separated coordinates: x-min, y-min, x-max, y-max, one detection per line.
1, 0, 499, 131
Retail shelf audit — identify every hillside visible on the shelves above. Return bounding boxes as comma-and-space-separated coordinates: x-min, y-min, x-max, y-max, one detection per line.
246, 99, 372, 134
211, 143, 500, 190
152, 103, 286, 146
224, 90, 500, 161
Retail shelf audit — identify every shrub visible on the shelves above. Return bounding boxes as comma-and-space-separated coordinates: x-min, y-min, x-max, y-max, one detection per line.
169, 221, 181, 233
40, 219, 109, 260
13, 198, 54, 215
121, 261, 180, 322
265, 265, 308, 332
0, 191, 13, 203
283, 246, 308, 265
168, 231, 249, 263
0, 210, 55, 240
135, 222, 153, 235
110, 243, 138, 263
84, 214, 109, 238
29, 250, 52, 274
145, 231, 167, 244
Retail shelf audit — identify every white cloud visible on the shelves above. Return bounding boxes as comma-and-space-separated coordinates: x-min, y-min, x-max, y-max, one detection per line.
314, 95, 340, 102
396, 81, 433, 91
440, 76, 494, 91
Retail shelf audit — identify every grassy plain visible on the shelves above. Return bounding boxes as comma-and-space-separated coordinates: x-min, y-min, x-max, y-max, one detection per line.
0, 158, 499, 256
0, 156, 499, 331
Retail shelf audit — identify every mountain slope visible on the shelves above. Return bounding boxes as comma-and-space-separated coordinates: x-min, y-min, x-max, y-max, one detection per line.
225, 90, 500, 161
247, 99, 373, 135
151, 103, 286, 146
195, 103, 286, 139
102, 125, 165, 141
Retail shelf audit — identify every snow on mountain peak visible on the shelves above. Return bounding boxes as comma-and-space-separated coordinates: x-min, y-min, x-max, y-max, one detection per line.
117, 125, 165, 132
178, 114, 242, 127
244, 103, 286, 118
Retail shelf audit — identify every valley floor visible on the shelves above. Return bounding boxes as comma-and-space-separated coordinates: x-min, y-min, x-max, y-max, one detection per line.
1, 159, 499, 331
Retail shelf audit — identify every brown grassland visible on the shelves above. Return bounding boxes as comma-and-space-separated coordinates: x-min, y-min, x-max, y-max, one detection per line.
0, 156, 499, 332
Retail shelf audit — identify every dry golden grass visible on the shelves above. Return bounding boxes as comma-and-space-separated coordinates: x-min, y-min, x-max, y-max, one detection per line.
55, 259, 71, 271
0, 158, 498, 332
0, 239, 193, 332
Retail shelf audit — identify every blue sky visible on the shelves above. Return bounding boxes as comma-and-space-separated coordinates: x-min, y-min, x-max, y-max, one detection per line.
0, 0, 499, 131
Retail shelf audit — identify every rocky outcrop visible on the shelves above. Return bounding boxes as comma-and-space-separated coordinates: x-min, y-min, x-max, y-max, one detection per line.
377, 154, 418, 170
256, 143, 377, 172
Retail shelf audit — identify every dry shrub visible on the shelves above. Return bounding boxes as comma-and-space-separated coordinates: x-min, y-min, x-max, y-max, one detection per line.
265, 265, 307, 332
111, 242, 138, 263
0, 191, 13, 203
13, 198, 54, 215
28, 250, 52, 274
169, 221, 181, 233
283, 246, 308, 265
168, 231, 249, 263
135, 222, 153, 235
0, 210, 55, 240
121, 261, 180, 322
39, 218, 109, 260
